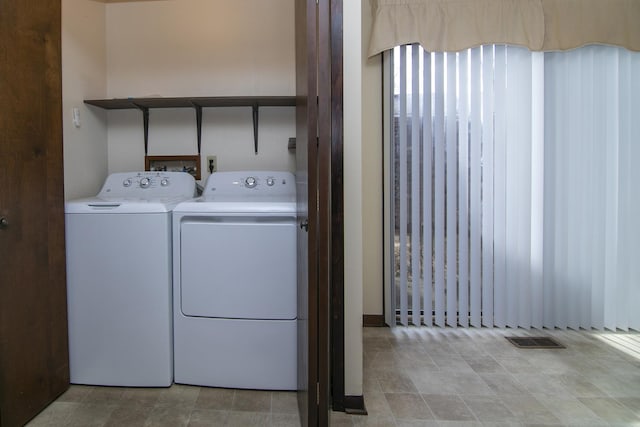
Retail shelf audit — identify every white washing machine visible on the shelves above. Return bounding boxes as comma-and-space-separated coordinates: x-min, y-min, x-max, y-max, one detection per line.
65, 171, 196, 387
172, 171, 297, 390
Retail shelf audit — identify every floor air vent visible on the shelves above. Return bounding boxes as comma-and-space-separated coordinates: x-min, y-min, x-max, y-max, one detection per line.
506, 336, 565, 349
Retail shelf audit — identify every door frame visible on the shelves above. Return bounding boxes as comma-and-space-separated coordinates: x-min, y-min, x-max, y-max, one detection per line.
295, 0, 344, 424
295, 0, 320, 425
328, 0, 345, 414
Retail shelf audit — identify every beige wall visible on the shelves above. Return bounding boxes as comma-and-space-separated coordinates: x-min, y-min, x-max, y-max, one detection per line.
344, 0, 364, 397
104, 0, 296, 180
104, 0, 294, 98
341, 0, 384, 397
62, 0, 109, 200
63, 0, 296, 191
361, 0, 384, 317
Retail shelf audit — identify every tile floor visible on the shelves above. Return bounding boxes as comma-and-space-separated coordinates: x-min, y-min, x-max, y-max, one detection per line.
27, 385, 300, 427
28, 327, 640, 426
333, 326, 640, 427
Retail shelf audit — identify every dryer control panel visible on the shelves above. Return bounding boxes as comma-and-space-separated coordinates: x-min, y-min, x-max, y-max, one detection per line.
98, 171, 196, 199
203, 171, 295, 199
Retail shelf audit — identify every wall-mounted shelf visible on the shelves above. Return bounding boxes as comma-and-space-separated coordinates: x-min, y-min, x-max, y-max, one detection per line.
84, 96, 296, 155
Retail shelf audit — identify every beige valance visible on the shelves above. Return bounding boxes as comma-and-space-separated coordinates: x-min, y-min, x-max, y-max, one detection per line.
368, 0, 640, 56
541, 0, 640, 52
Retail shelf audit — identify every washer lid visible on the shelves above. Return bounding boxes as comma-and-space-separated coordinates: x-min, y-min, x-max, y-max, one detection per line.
65, 196, 191, 214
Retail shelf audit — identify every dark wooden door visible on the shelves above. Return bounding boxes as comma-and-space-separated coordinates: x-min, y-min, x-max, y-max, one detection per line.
0, 2, 70, 426
295, 0, 318, 425
296, 0, 332, 425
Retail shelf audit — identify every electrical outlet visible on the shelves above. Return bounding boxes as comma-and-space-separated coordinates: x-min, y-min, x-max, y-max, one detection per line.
207, 155, 217, 173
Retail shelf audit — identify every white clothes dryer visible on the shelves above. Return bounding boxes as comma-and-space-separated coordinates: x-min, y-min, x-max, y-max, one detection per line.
65, 171, 196, 387
172, 171, 297, 390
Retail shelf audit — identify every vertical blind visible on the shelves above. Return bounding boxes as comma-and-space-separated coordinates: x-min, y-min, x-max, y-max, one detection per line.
391, 43, 640, 331
543, 46, 640, 331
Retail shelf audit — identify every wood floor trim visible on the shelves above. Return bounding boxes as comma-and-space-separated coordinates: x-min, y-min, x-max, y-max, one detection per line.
343, 395, 367, 415
363, 315, 386, 327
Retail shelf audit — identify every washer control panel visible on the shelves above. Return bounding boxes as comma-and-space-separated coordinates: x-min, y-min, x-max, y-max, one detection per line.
204, 171, 295, 198
98, 171, 196, 199
244, 176, 257, 188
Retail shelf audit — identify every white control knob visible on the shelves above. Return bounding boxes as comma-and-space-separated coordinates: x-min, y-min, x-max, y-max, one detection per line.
245, 176, 257, 188
161, 178, 169, 186
266, 178, 275, 186
123, 178, 132, 187
140, 177, 151, 188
